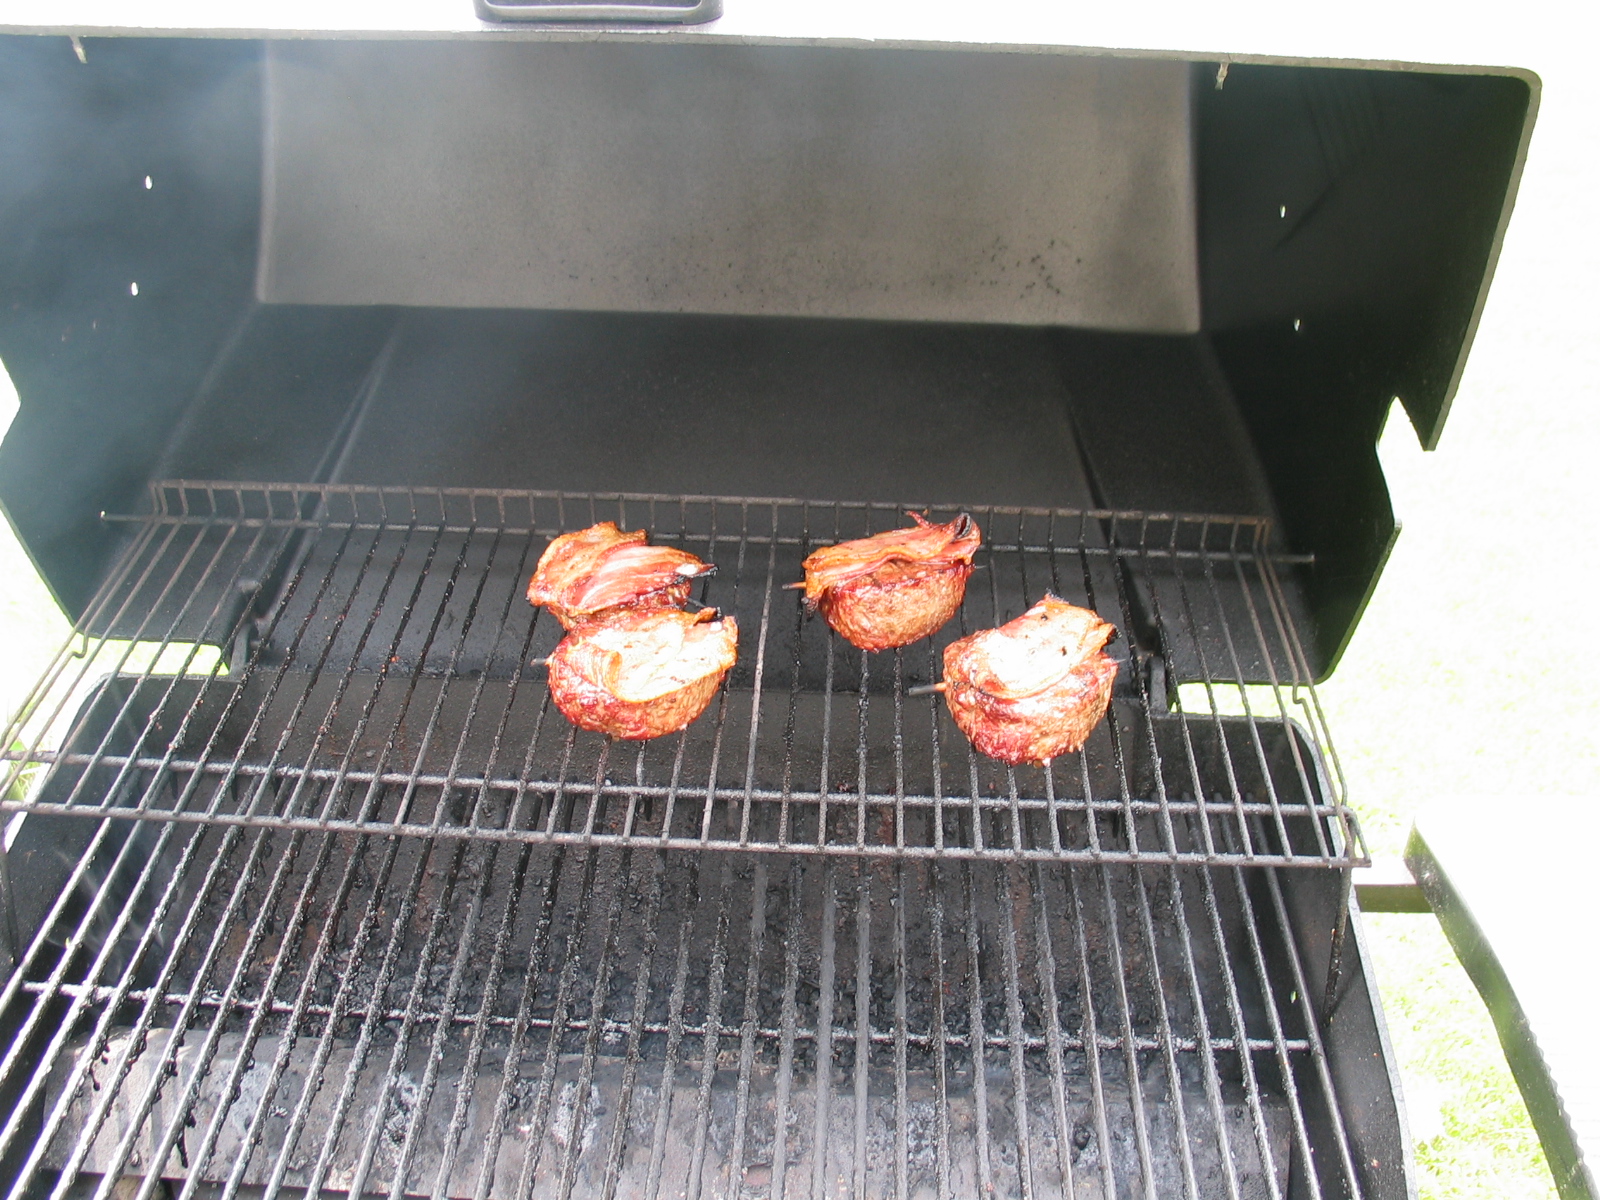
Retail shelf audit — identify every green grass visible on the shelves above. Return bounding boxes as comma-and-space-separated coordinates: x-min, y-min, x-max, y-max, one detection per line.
1363, 913, 1559, 1199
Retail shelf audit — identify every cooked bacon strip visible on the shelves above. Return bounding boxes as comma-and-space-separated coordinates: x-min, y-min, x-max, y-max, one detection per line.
527, 521, 713, 629
797, 512, 980, 651
939, 596, 1117, 765
547, 608, 739, 740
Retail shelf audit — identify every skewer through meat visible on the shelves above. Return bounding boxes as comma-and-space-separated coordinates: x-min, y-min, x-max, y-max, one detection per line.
527, 521, 713, 630
938, 596, 1117, 765
796, 512, 981, 651
547, 608, 739, 740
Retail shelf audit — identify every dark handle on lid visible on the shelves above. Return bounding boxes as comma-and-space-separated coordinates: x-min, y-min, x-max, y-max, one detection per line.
476, 0, 720, 22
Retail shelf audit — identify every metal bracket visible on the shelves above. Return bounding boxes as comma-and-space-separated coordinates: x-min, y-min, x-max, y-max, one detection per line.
226, 579, 263, 680
1145, 653, 1173, 712
1351, 858, 1428, 913
475, 0, 720, 23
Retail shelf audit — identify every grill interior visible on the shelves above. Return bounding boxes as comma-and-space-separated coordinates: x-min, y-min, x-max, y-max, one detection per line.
0, 482, 1389, 1200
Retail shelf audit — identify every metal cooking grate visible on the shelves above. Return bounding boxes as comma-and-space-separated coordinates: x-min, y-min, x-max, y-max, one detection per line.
0, 832, 1369, 1200
0, 482, 1364, 869
0, 483, 1380, 1200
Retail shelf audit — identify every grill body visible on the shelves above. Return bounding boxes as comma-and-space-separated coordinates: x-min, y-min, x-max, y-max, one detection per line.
0, 23, 1534, 1200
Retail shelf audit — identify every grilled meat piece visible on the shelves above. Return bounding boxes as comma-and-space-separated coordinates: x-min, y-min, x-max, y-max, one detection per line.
940, 596, 1117, 765
797, 513, 981, 651
527, 521, 713, 629
548, 608, 739, 740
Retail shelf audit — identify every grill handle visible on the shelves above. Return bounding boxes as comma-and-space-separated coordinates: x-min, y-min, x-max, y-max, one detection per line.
475, 0, 720, 22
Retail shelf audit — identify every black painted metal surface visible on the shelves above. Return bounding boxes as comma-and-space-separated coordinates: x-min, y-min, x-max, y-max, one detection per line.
0, 37, 1534, 678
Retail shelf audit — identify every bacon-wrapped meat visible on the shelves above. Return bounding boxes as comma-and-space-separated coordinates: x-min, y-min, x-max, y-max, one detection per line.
547, 608, 739, 740
939, 596, 1117, 765
527, 521, 713, 630
797, 513, 981, 651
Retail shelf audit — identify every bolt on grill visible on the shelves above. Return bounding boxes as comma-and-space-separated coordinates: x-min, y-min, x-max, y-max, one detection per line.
0, 482, 1363, 869
0, 483, 1376, 1200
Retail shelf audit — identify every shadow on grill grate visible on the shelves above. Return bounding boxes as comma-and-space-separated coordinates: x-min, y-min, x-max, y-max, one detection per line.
2, 821, 1365, 1200
0, 484, 1363, 869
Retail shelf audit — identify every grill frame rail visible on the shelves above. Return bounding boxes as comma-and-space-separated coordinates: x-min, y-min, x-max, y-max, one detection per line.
0, 482, 1365, 870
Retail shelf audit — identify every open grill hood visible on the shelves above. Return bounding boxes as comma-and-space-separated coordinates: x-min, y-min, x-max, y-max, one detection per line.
0, 32, 1533, 674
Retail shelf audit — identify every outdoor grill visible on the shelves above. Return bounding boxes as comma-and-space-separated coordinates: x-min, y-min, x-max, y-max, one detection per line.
0, 20, 1533, 1200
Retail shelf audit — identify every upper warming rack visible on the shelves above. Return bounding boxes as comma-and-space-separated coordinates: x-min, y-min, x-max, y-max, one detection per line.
0, 483, 1365, 869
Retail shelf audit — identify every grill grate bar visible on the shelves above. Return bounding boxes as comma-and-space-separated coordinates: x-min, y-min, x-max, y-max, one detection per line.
725, 857, 771, 1199
893, 862, 911, 1200
1067, 862, 1118, 1200
770, 861, 804, 1200
1132, 864, 1205, 1200
9, 976, 1315, 1055
5, 757, 1356, 824
1259, 866, 1367, 1199
1159, 857, 1249, 1200
1226, 860, 1325, 1200
1028, 864, 1077, 1200
852, 865, 874, 1198
597, 849, 668, 1200
809, 862, 839, 1200
997, 869, 1036, 1199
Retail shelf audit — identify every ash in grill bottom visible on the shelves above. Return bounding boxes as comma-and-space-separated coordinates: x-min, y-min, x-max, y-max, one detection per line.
46, 1028, 1290, 1200
6, 816, 1353, 1200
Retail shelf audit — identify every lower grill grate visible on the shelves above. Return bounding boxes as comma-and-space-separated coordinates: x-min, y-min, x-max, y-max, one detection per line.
3, 828, 1363, 1200
0, 483, 1362, 869
0, 484, 1380, 1199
